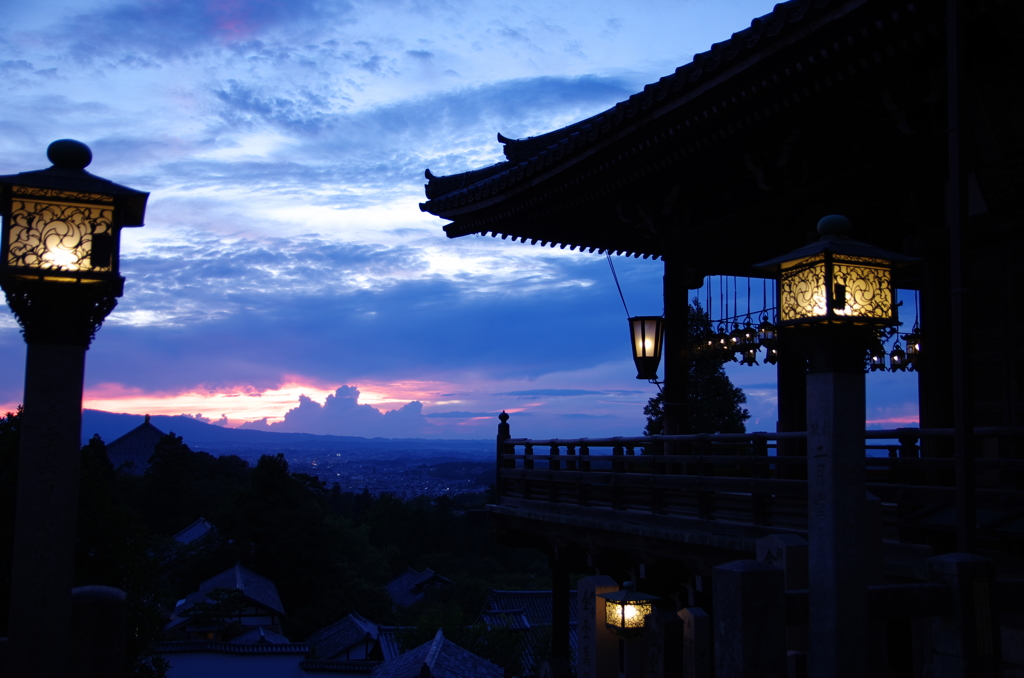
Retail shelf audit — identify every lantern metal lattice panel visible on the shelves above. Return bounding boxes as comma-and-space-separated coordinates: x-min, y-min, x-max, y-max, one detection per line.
7, 187, 115, 273
779, 253, 893, 324
605, 600, 653, 630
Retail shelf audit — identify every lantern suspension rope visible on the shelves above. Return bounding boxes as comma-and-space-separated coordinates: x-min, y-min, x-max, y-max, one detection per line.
605, 254, 631, 318
733, 276, 738, 325
746, 277, 752, 321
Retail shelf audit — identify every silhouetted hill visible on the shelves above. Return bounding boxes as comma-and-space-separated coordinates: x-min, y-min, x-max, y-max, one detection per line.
81, 410, 492, 458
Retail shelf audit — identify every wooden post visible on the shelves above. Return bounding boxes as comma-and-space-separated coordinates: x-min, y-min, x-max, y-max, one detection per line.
550, 551, 570, 667
496, 411, 510, 499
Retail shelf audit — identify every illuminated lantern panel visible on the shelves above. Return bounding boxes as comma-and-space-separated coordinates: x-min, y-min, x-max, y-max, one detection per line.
779, 253, 893, 325
6, 188, 116, 275
756, 215, 918, 330
629, 316, 664, 381
604, 598, 652, 630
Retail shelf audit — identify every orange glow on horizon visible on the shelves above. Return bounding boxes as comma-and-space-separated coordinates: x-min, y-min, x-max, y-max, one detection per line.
76, 379, 503, 427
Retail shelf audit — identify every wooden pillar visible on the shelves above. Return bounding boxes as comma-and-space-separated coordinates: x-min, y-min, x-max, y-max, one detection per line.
775, 327, 807, 479
550, 551, 571, 665
662, 255, 690, 436
7, 343, 87, 678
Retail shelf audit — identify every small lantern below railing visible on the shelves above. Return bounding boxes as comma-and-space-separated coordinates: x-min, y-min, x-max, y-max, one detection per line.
629, 316, 663, 381
599, 581, 658, 637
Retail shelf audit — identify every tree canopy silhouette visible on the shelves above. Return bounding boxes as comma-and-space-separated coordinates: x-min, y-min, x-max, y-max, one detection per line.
644, 301, 750, 435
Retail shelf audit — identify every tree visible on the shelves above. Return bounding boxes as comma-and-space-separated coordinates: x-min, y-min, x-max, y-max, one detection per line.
644, 301, 750, 435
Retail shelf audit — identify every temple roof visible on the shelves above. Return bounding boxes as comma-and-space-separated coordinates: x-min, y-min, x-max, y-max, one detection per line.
417, 0, 952, 270
385, 567, 454, 608
421, 0, 863, 234
368, 629, 503, 678
106, 414, 165, 475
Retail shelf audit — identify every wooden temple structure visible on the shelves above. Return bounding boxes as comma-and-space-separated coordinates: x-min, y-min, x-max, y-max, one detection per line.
421, 1, 1023, 676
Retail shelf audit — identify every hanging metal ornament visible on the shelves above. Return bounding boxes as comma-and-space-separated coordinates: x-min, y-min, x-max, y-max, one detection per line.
889, 341, 909, 372
757, 313, 777, 365
868, 336, 888, 372
902, 322, 922, 371
728, 322, 746, 356
714, 324, 733, 360
757, 314, 776, 345
736, 318, 759, 366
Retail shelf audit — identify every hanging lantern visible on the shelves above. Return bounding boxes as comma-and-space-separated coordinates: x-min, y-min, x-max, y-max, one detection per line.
757, 313, 778, 365
629, 316, 663, 380
868, 338, 888, 372
728, 323, 746, 358
736, 319, 759, 366
713, 324, 732, 359
757, 314, 776, 344
889, 341, 908, 372
754, 215, 918, 329
598, 582, 659, 637
903, 323, 921, 371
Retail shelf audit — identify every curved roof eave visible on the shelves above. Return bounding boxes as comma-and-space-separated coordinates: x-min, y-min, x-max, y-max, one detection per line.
419, 0, 866, 226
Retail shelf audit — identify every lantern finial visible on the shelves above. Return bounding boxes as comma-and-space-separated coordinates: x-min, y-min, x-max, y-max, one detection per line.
817, 214, 851, 236
47, 139, 92, 170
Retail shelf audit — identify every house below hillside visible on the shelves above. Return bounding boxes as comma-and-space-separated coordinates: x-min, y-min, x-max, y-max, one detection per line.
163, 563, 286, 641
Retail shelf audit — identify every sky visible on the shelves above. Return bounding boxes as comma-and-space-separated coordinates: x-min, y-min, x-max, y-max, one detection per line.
0, 0, 920, 439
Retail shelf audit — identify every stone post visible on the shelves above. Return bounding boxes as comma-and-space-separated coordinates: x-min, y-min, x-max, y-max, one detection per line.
805, 326, 869, 678
713, 560, 786, 678
72, 586, 126, 678
926, 553, 1001, 677
642, 610, 683, 678
679, 607, 710, 678
577, 576, 619, 678
757, 533, 809, 655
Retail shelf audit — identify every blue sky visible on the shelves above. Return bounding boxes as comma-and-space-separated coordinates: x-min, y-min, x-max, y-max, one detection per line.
0, 0, 919, 439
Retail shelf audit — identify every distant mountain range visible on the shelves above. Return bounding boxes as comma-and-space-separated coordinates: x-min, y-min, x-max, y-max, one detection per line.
82, 410, 493, 457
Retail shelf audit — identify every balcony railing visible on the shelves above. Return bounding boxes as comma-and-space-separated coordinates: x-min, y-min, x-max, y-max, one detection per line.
495, 427, 1024, 539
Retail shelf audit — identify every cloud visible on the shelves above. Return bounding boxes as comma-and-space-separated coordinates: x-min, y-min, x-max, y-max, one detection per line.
238, 385, 428, 437
494, 389, 605, 397
53, 0, 353, 61
424, 411, 501, 419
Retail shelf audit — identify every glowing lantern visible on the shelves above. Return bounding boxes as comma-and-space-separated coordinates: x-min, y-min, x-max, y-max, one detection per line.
890, 342, 908, 372
599, 582, 658, 636
903, 323, 922, 371
629, 316, 663, 380
754, 215, 917, 328
0, 140, 146, 285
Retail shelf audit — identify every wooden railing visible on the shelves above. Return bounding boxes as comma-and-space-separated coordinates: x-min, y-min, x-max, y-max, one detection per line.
494, 427, 1024, 538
